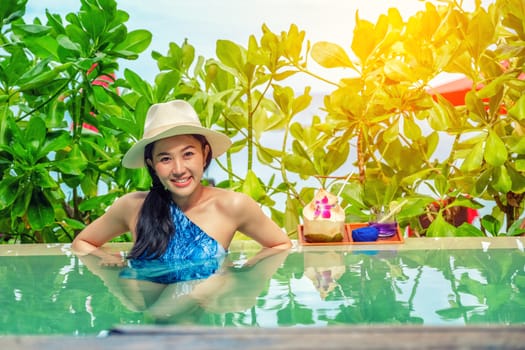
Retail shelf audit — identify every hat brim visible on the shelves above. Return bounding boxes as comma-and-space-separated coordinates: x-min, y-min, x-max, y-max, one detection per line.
122, 125, 232, 168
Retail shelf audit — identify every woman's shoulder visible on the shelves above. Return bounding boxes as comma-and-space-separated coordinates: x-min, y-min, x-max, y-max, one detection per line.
207, 187, 249, 201
206, 187, 255, 211
121, 191, 149, 200
110, 191, 149, 211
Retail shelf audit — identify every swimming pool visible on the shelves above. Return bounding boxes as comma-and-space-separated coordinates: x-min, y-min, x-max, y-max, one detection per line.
1, 237, 524, 336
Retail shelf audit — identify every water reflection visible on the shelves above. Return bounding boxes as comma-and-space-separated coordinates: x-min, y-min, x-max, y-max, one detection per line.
1, 245, 524, 335
303, 251, 346, 299
78, 247, 289, 322
275, 248, 525, 326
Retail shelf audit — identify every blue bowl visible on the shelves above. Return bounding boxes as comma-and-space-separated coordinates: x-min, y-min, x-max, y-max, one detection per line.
352, 227, 379, 242
369, 221, 398, 238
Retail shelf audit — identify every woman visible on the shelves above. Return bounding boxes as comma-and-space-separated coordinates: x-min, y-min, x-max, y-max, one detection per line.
72, 100, 292, 265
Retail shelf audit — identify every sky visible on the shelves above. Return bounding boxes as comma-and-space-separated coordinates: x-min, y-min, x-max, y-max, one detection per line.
24, 0, 492, 88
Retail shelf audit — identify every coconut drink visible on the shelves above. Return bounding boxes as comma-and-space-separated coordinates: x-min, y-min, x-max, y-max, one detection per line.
302, 188, 346, 242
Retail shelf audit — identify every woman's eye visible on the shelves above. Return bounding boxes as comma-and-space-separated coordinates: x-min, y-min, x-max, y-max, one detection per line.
183, 151, 195, 158
159, 156, 171, 163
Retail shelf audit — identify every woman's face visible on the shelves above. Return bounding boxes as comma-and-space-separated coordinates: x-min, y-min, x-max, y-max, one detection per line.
148, 135, 210, 199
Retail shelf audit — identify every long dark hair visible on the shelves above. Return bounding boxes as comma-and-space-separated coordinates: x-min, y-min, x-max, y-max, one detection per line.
127, 134, 212, 259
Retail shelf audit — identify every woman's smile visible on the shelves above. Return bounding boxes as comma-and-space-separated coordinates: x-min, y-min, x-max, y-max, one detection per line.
171, 176, 193, 188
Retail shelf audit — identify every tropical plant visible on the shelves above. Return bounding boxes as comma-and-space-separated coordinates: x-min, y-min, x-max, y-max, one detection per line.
1, 0, 524, 243
295, 0, 525, 236
0, 0, 152, 242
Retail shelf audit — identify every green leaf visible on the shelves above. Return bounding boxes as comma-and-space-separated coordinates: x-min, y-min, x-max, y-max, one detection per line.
27, 189, 55, 231
283, 154, 317, 178
455, 223, 485, 237
403, 117, 422, 140
292, 87, 312, 116
12, 183, 32, 219
466, 91, 487, 120
311, 41, 354, 69
508, 94, 525, 121
216, 39, 246, 74
322, 142, 349, 175
17, 61, 71, 92
508, 134, 525, 154
492, 165, 512, 193
256, 145, 281, 165
38, 132, 71, 160
425, 132, 439, 158
61, 218, 86, 230
273, 85, 293, 115
56, 34, 81, 60
0, 1, 26, 25
103, 23, 127, 46
0, 176, 20, 209
23, 36, 59, 60
383, 60, 415, 82
24, 116, 47, 156
282, 198, 298, 233
516, 160, 525, 172
78, 8, 106, 39
484, 131, 507, 166
426, 214, 456, 237
129, 167, 152, 190
65, 21, 90, 52
181, 39, 195, 70
11, 23, 51, 36
91, 85, 122, 116
78, 192, 119, 211
461, 141, 484, 172
474, 169, 491, 194
466, 8, 495, 59
124, 68, 153, 103
154, 70, 181, 101
481, 215, 501, 236
113, 29, 152, 54
241, 170, 265, 201
351, 17, 376, 62
18, 68, 59, 92
55, 143, 88, 175
34, 169, 58, 189
383, 120, 399, 143
507, 166, 525, 193
428, 100, 451, 131
434, 174, 448, 196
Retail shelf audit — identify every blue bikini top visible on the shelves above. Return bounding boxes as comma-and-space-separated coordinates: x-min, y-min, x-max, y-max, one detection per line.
120, 203, 226, 284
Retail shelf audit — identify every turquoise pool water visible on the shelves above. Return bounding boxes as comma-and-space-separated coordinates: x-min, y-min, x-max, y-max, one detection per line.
1, 238, 524, 336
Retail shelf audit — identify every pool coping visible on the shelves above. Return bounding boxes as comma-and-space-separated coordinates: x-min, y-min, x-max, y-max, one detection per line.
1, 236, 524, 256
2, 325, 525, 349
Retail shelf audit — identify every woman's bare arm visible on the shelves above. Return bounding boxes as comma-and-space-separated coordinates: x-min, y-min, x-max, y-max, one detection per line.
72, 192, 145, 255
230, 192, 292, 249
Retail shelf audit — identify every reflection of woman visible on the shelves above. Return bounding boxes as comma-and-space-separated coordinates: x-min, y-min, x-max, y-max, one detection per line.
72, 100, 291, 266
78, 247, 289, 320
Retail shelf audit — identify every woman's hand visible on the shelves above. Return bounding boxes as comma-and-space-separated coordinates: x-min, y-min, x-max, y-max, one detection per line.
99, 253, 127, 268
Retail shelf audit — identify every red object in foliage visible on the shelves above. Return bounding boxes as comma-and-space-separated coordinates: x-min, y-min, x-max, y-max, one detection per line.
407, 197, 480, 237
428, 77, 478, 106
73, 64, 118, 134
429, 70, 524, 111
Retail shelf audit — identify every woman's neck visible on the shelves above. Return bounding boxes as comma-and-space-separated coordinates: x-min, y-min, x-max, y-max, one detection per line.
171, 184, 205, 212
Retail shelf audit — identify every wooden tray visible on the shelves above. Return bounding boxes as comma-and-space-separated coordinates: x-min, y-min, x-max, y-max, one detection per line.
298, 222, 404, 246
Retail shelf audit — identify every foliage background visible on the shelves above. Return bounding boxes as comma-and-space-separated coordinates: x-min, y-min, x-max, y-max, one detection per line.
0, 0, 524, 243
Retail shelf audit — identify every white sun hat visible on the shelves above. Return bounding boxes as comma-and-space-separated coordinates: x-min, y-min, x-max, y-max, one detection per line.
122, 100, 232, 168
